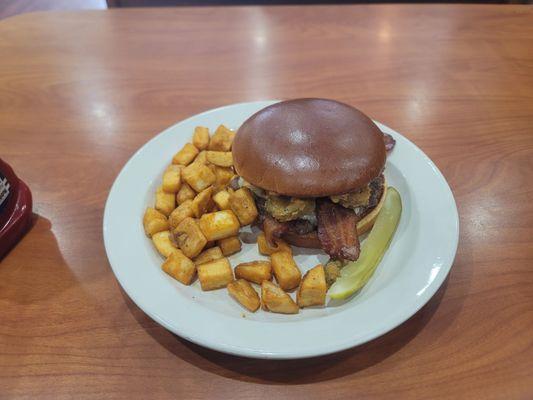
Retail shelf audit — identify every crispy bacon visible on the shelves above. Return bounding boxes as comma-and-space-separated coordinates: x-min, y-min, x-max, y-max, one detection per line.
383, 132, 396, 152
317, 200, 360, 261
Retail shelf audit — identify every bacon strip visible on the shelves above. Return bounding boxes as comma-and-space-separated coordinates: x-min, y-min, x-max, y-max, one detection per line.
383, 132, 396, 152
262, 215, 288, 246
317, 200, 360, 261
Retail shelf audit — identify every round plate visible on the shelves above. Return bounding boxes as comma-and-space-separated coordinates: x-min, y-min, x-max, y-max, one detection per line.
103, 101, 459, 359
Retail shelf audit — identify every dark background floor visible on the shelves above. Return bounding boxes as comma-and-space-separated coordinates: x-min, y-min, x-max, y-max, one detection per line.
0, 0, 530, 20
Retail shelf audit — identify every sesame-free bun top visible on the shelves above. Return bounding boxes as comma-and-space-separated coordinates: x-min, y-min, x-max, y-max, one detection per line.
233, 98, 386, 197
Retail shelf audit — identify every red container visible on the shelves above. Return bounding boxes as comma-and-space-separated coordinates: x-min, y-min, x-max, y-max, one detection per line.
0, 158, 32, 260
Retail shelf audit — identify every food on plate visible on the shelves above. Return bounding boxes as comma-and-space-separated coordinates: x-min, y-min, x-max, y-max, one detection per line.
194, 246, 224, 265
198, 210, 240, 241
168, 200, 194, 229
270, 251, 301, 291
229, 187, 258, 225
162, 250, 196, 285
234, 261, 272, 284
173, 217, 207, 258
297, 265, 327, 308
162, 165, 182, 193
197, 257, 234, 291
152, 230, 179, 258
256, 232, 292, 255
261, 281, 299, 314
143, 100, 401, 316
232, 98, 395, 261
227, 279, 261, 312
155, 186, 176, 216
182, 162, 216, 192
328, 187, 402, 299
143, 207, 169, 237
172, 143, 199, 166
217, 236, 242, 256
176, 182, 196, 205
192, 126, 210, 150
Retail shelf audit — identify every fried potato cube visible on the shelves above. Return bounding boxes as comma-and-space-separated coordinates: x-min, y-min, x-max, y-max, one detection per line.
152, 230, 180, 258
297, 265, 326, 308
176, 182, 196, 205
143, 207, 169, 237
168, 200, 194, 229
162, 165, 182, 193
234, 261, 272, 284
213, 166, 235, 192
192, 126, 210, 150
194, 246, 223, 265
213, 190, 231, 210
162, 250, 196, 285
227, 279, 260, 312
197, 257, 233, 291
217, 236, 241, 256
208, 125, 235, 151
155, 186, 176, 216
206, 151, 233, 167
270, 251, 301, 291
182, 162, 216, 193
172, 143, 199, 166
199, 210, 240, 241
257, 232, 292, 255
229, 188, 258, 226
261, 281, 299, 314
191, 187, 214, 218
193, 150, 207, 165
173, 217, 207, 258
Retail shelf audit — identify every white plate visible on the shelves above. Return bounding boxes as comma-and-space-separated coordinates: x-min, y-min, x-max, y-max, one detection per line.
103, 101, 459, 359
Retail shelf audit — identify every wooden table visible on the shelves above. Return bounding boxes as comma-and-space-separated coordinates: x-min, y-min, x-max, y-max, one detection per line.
1, 5, 532, 399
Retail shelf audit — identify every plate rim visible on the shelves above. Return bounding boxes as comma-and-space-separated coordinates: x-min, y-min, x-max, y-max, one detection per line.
103, 100, 459, 359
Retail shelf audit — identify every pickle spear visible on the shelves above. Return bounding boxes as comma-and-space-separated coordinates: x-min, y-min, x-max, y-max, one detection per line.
328, 187, 402, 299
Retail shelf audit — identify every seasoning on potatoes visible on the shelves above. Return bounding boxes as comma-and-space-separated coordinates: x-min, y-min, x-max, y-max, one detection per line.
173, 217, 207, 258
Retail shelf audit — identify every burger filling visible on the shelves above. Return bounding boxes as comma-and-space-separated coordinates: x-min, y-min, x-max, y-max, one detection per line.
235, 175, 385, 261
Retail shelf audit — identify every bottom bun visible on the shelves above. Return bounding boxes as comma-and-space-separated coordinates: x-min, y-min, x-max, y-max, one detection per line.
281, 185, 388, 249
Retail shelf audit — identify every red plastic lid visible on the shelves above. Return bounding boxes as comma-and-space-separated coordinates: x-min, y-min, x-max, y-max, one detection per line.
0, 158, 33, 260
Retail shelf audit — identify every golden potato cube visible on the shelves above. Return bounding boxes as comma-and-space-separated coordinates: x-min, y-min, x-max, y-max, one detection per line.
214, 166, 235, 191
172, 143, 199, 166
191, 187, 214, 218
193, 150, 208, 165
143, 207, 169, 237
176, 182, 196, 205
227, 279, 260, 312
213, 190, 231, 210
217, 236, 242, 256
194, 246, 223, 265
270, 251, 301, 291
152, 230, 180, 258
206, 151, 233, 167
182, 162, 216, 193
168, 200, 194, 229
155, 186, 176, 217
257, 232, 292, 255
208, 125, 235, 151
197, 257, 233, 291
162, 250, 196, 285
229, 188, 258, 226
199, 210, 240, 241
192, 126, 210, 150
297, 265, 327, 308
234, 261, 272, 284
173, 217, 207, 258
162, 165, 182, 193
261, 281, 299, 314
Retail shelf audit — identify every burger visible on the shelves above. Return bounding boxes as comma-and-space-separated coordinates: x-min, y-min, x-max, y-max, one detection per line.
231, 98, 395, 261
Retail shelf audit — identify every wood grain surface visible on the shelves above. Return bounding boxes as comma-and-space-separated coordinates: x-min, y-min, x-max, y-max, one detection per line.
1, 5, 532, 399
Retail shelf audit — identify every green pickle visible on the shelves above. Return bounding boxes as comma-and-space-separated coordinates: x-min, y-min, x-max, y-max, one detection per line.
328, 187, 402, 299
